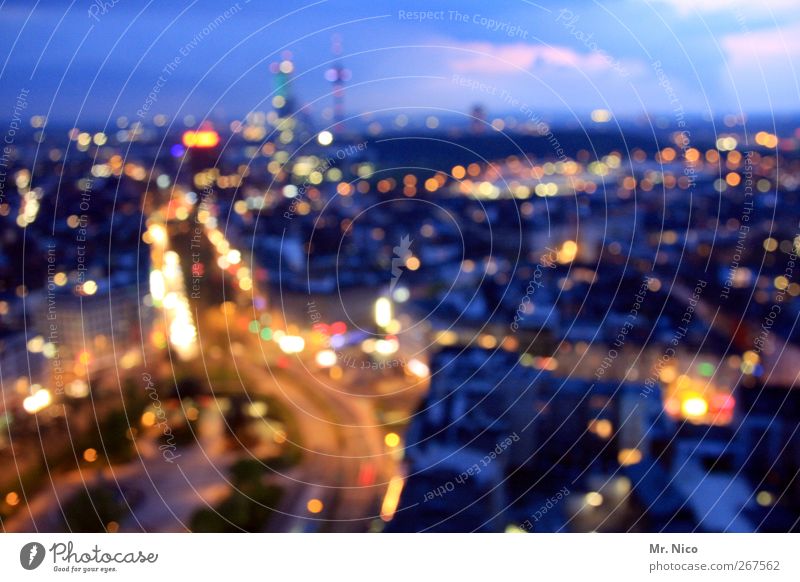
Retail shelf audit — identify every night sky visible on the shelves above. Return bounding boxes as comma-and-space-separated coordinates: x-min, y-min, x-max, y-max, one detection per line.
0, 0, 798, 125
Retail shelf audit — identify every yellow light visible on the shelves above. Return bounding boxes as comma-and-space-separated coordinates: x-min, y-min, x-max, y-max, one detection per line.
660, 147, 676, 162
120, 350, 140, 370
618, 448, 642, 466
716, 136, 738, 151
742, 350, 760, 366
23, 388, 52, 414
435, 330, 458, 346
149, 271, 166, 301
477, 334, 497, 349
591, 109, 611, 123
164, 250, 180, 270
659, 365, 677, 383
589, 419, 613, 439
182, 129, 220, 149
375, 338, 399, 355
278, 335, 305, 354
384, 432, 401, 448
585, 492, 603, 507
315, 349, 337, 367
380, 475, 405, 521
385, 319, 402, 334
558, 240, 578, 264
375, 297, 392, 328
681, 396, 708, 418
407, 358, 429, 378
141, 411, 156, 427
226, 249, 242, 265
307, 498, 323, 514
317, 131, 333, 146
756, 491, 774, 507
82, 280, 98, 295
26, 336, 44, 353
147, 224, 167, 245
163, 292, 179, 310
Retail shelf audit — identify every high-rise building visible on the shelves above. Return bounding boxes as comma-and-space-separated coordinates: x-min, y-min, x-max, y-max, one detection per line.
325, 35, 350, 133
270, 51, 296, 116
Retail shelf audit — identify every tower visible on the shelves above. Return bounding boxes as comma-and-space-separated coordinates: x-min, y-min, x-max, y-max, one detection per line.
270, 50, 296, 116
325, 35, 350, 134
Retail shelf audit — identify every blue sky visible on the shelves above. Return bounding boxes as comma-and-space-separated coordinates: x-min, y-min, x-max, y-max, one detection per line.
0, 0, 798, 125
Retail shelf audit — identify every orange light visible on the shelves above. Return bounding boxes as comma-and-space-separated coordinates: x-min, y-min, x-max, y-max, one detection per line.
380, 475, 405, 522
182, 130, 220, 149
307, 498, 324, 514
618, 448, 642, 466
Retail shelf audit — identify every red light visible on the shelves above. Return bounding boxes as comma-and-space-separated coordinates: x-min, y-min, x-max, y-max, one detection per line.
331, 321, 347, 335
182, 130, 220, 149
357, 463, 376, 486
711, 393, 736, 411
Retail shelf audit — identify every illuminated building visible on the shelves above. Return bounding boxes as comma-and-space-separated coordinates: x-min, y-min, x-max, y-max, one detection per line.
325, 35, 350, 133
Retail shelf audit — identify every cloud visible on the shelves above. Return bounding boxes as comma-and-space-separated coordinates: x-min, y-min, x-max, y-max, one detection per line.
649, 0, 799, 17
717, 21, 800, 111
722, 21, 800, 68
447, 41, 630, 75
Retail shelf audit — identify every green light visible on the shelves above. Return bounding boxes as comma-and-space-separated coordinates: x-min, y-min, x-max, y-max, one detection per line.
260, 327, 273, 341
248, 320, 260, 334
697, 362, 715, 377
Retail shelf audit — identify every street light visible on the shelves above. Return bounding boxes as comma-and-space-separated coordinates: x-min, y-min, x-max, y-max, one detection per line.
315, 349, 337, 367
375, 297, 392, 328
23, 387, 52, 414
278, 335, 305, 354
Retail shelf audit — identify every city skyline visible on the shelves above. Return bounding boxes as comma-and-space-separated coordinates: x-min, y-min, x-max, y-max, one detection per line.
2, 0, 800, 543
1, 0, 799, 126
